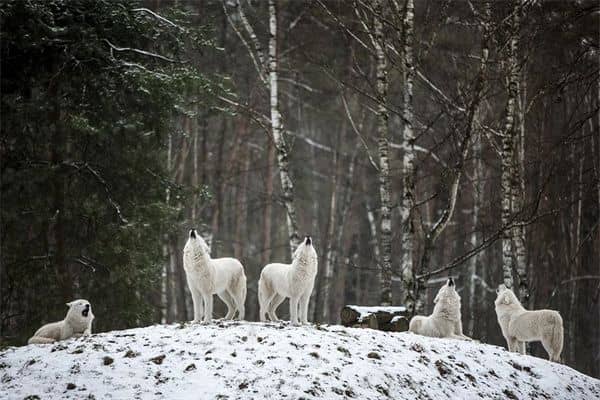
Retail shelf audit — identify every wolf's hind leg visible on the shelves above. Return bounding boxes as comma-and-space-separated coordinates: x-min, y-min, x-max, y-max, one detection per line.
507, 337, 520, 353
268, 294, 285, 321
219, 291, 235, 319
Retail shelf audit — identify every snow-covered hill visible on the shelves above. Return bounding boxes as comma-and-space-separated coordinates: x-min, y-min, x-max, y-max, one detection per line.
1, 321, 598, 399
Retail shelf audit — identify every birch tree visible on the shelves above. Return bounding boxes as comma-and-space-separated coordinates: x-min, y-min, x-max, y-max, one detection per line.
513, 22, 529, 303
268, 0, 301, 254
224, 0, 300, 257
397, 0, 417, 311
500, 0, 521, 291
372, 0, 393, 306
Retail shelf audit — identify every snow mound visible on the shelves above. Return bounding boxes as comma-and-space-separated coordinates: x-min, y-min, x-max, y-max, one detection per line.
1, 321, 598, 399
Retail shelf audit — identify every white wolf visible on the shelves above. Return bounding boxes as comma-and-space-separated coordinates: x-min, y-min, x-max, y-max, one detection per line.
494, 284, 563, 362
183, 229, 247, 323
409, 277, 472, 340
258, 236, 318, 325
28, 299, 94, 345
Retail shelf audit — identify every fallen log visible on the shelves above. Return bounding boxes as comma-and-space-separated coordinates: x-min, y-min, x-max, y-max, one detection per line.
341, 305, 409, 332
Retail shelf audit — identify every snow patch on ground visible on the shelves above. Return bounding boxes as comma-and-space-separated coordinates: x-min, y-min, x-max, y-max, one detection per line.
1, 321, 598, 399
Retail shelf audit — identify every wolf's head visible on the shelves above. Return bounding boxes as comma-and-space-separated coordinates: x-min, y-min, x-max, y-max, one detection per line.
184, 228, 211, 257
433, 277, 460, 304
65, 299, 94, 325
292, 236, 318, 265
494, 284, 521, 308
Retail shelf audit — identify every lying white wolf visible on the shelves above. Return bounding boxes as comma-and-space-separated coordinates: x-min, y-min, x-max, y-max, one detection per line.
28, 299, 94, 344
409, 277, 472, 340
183, 229, 247, 323
495, 284, 563, 362
258, 236, 318, 325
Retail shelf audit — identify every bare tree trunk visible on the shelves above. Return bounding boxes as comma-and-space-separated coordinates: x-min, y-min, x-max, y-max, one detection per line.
191, 107, 200, 222
210, 120, 227, 252
48, 83, 73, 302
468, 131, 484, 336
501, 0, 520, 291
319, 148, 340, 321
329, 150, 359, 321
269, 0, 300, 257
233, 117, 250, 260
399, 0, 416, 311
372, 0, 392, 306
262, 140, 275, 266
513, 19, 528, 304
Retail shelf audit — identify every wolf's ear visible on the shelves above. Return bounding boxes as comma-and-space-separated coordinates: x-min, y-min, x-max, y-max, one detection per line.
66, 302, 73, 307
433, 292, 440, 304
503, 294, 511, 305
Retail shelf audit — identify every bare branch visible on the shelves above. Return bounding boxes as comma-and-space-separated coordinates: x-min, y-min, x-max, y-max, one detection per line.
341, 92, 379, 171
132, 8, 185, 31
103, 39, 176, 63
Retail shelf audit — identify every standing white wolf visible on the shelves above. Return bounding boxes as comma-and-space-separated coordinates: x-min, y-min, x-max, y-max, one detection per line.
183, 229, 247, 323
258, 236, 318, 325
28, 300, 94, 344
409, 277, 472, 340
494, 284, 563, 362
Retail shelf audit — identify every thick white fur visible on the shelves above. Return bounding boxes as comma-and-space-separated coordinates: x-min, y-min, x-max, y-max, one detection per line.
409, 278, 471, 340
28, 299, 94, 345
258, 237, 318, 325
183, 230, 247, 323
495, 285, 563, 362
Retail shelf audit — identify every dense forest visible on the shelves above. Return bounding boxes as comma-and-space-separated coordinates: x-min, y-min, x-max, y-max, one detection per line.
1, 0, 598, 378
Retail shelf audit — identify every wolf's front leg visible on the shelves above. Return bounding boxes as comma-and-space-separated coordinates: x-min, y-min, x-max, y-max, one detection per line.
203, 294, 213, 323
191, 290, 204, 322
299, 292, 311, 324
289, 297, 300, 326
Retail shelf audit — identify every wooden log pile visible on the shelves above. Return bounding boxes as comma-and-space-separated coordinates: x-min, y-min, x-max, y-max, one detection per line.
340, 305, 409, 332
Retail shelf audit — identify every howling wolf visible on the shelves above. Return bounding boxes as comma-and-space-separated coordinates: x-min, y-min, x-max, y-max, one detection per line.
183, 229, 247, 323
409, 277, 472, 340
258, 236, 318, 325
495, 284, 563, 362
28, 300, 94, 344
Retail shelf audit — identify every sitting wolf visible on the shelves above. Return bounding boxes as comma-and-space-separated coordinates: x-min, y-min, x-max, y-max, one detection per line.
409, 277, 472, 340
28, 300, 94, 344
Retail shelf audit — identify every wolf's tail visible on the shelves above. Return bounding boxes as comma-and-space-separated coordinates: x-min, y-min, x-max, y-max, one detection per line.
550, 312, 564, 363
236, 271, 247, 320
258, 273, 269, 322
28, 336, 56, 345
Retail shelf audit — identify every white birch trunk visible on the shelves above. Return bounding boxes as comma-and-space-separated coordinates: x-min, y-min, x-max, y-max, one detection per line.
513, 34, 528, 304
366, 200, 381, 269
501, 0, 520, 290
269, 0, 300, 256
399, 0, 416, 312
373, 0, 393, 306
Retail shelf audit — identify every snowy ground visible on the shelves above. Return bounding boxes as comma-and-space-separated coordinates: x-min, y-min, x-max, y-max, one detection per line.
1, 321, 598, 400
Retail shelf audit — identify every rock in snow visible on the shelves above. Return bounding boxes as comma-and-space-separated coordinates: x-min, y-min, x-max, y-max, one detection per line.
1, 321, 598, 399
